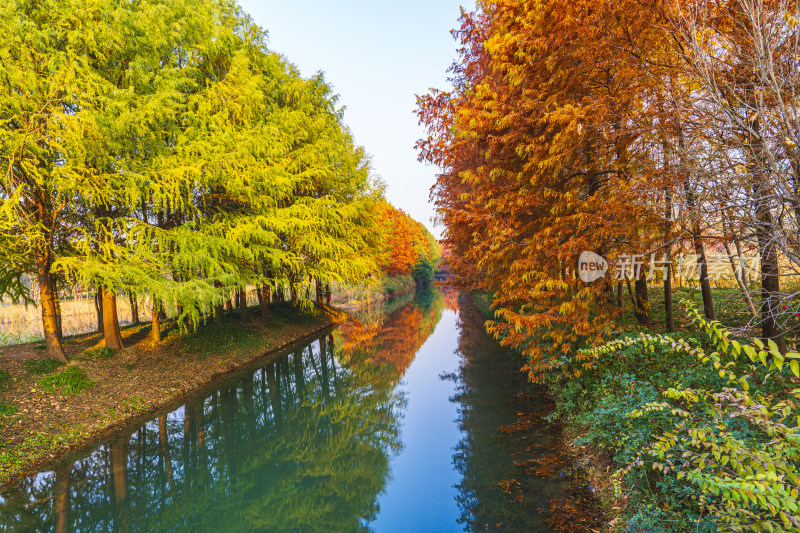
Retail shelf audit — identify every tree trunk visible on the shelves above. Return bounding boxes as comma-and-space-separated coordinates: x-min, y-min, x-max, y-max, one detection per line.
275, 285, 284, 307
664, 261, 675, 332
239, 288, 248, 323
158, 416, 174, 490
664, 185, 675, 332
315, 281, 324, 304
111, 437, 130, 533
692, 233, 716, 321
634, 272, 652, 328
678, 126, 715, 320
754, 186, 786, 351
102, 288, 124, 350
722, 237, 758, 317
128, 291, 139, 325
151, 301, 162, 343
733, 234, 752, 288
94, 290, 104, 334
52, 280, 63, 341
213, 281, 224, 324
36, 254, 67, 363
742, 119, 786, 350
290, 285, 298, 307
260, 284, 270, 318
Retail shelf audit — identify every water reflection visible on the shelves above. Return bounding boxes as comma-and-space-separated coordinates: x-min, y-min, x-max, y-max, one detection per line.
450, 294, 564, 532
0, 288, 574, 533
0, 290, 448, 533
336, 286, 444, 377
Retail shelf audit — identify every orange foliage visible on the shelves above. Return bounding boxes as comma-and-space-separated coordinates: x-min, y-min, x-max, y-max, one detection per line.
373, 202, 431, 277
338, 299, 441, 377
417, 2, 670, 378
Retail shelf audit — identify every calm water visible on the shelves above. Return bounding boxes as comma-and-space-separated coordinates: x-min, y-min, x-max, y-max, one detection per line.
0, 287, 565, 532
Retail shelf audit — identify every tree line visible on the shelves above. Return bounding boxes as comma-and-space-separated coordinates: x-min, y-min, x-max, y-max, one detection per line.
418, 0, 800, 372
0, 0, 438, 362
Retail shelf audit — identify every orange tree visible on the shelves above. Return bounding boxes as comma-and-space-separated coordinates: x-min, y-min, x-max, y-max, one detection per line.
418, 0, 668, 377
372, 202, 440, 282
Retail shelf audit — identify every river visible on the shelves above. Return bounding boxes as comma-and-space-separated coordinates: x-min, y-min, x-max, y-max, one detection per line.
0, 287, 571, 532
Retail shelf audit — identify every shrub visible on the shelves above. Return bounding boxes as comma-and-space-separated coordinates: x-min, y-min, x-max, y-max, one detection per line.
578, 305, 800, 532
411, 256, 435, 284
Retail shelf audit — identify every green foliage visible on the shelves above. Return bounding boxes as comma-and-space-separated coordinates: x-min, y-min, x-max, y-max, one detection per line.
85, 347, 115, 361
21, 359, 65, 375
38, 367, 94, 396
182, 321, 261, 361
1, 0, 405, 347
560, 303, 800, 532
411, 226, 441, 284
0, 370, 11, 393
411, 255, 435, 284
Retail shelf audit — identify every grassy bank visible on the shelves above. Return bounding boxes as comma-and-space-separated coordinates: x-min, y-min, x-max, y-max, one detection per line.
0, 304, 349, 489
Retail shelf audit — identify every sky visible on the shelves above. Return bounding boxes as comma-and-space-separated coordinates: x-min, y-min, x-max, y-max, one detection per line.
236, 0, 472, 238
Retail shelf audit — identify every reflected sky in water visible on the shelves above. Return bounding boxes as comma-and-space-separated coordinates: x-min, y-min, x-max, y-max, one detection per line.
372, 310, 462, 532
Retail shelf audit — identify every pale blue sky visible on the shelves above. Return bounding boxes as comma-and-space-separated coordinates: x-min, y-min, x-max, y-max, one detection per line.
236, 0, 472, 237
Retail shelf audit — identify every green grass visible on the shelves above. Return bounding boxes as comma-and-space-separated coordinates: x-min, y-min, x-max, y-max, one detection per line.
182, 321, 263, 360
0, 370, 12, 393
84, 347, 115, 360
382, 275, 416, 297
617, 285, 763, 337
38, 366, 94, 396
0, 425, 84, 486
21, 359, 65, 375
0, 402, 18, 417
127, 396, 146, 412
124, 363, 137, 372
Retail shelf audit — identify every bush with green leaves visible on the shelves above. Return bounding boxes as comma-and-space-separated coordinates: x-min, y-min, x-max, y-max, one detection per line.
571, 305, 800, 532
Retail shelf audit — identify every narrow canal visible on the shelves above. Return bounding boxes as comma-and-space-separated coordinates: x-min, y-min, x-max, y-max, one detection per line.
0, 287, 571, 532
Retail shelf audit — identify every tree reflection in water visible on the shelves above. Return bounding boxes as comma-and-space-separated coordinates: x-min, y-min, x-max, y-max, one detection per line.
0, 292, 450, 533
0, 288, 579, 533
336, 286, 444, 378
450, 294, 566, 533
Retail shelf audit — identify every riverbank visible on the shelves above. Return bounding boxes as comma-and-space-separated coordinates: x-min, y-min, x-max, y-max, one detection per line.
0, 304, 350, 489
490, 286, 800, 531
331, 274, 418, 311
